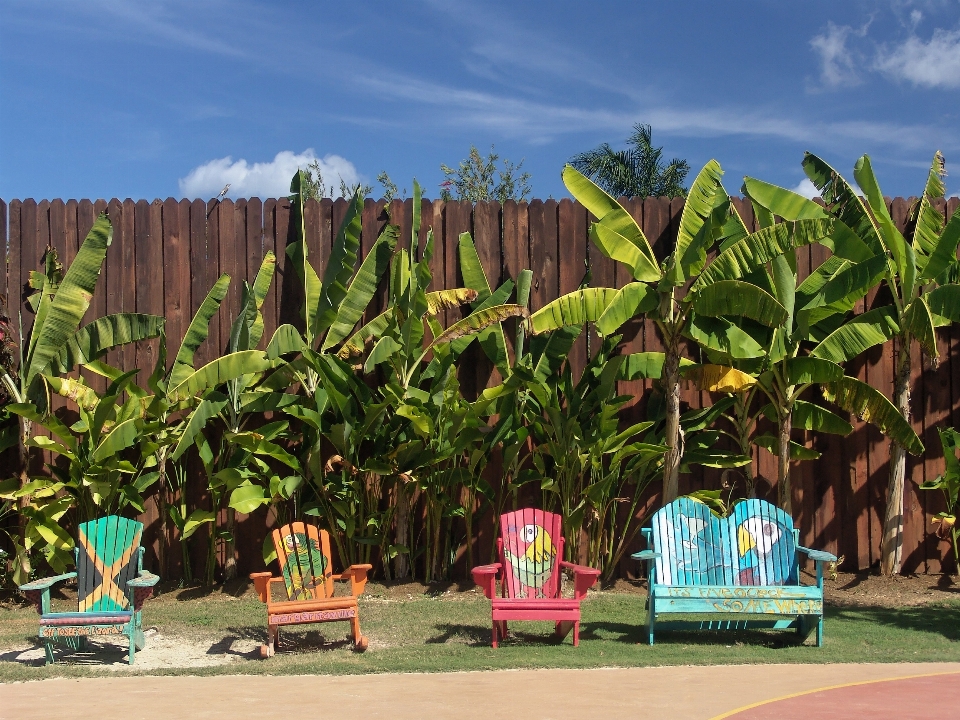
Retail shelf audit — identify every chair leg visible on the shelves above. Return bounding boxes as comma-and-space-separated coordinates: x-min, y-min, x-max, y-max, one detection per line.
351, 616, 368, 652
573, 621, 580, 647
491, 620, 499, 649
260, 625, 277, 658
500, 621, 508, 639
555, 620, 574, 642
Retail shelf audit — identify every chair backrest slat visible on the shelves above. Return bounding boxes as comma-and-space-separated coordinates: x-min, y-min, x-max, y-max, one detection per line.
272, 522, 333, 601
498, 509, 563, 600
77, 516, 143, 612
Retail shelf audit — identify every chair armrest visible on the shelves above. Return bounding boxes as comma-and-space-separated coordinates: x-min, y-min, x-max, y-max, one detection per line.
796, 546, 837, 563
471, 563, 501, 599
127, 571, 159, 611
333, 564, 372, 597
560, 561, 601, 600
249, 572, 274, 603
19, 572, 77, 615
19, 572, 77, 593
127, 571, 160, 588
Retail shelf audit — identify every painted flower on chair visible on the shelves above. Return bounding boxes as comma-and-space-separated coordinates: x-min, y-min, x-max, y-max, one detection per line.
504, 524, 557, 597
281, 533, 328, 600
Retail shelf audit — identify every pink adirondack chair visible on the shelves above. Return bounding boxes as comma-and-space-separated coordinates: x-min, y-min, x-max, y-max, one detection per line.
472, 508, 600, 647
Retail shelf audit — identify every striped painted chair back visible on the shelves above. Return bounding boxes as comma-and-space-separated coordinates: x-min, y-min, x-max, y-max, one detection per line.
647, 498, 799, 587
272, 522, 334, 601
498, 508, 564, 599
75, 516, 144, 613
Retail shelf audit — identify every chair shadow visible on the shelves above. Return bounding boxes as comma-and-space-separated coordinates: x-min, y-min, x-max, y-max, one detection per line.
427, 622, 582, 648
0, 638, 131, 666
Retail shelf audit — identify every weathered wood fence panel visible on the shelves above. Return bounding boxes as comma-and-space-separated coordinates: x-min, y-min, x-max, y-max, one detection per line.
2, 196, 960, 578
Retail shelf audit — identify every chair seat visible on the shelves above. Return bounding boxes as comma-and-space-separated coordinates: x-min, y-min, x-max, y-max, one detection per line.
40, 611, 132, 626
491, 598, 581, 611
266, 596, 358, 614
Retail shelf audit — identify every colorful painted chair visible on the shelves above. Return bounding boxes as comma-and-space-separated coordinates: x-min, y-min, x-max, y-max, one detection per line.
471, 508, 600, 647
250, 521, 372, 657
18, 516, 159, 665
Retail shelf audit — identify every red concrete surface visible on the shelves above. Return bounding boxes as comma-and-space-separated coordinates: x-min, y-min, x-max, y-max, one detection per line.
723, 671, 960, 719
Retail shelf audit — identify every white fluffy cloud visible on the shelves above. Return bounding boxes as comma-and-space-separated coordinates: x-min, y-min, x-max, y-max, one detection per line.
792, 178, 821, 199
810, 22, 861, 87
178, 150, 363, 199
875, 28, 960, 88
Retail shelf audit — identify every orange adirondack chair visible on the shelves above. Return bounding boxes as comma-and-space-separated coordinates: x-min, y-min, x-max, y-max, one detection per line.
472, 508, 600, 647
249, 522, 371, 657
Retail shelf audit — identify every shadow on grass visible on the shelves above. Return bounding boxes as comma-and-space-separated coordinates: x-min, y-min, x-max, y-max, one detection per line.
826, 602, 960, 641
426, 622, 573, 648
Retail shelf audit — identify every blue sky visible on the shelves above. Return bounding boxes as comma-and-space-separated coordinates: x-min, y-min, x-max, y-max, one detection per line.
2, 0, 959, 202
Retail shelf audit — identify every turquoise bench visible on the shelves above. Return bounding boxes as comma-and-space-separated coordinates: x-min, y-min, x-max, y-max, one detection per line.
632, 498, 836, 647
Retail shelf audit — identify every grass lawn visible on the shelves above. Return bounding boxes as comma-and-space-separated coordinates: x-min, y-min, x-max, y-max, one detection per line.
2, 579, 959, 682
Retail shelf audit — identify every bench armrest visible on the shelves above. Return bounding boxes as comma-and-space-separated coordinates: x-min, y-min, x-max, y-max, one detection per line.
560, 561, 601, 600
333, 564, 372, 597
631, 550, 660, 562
249, 572, 274, 603
127, 571, 159, 611
20, 572, 77, 615
796, 546, 837, 563
471, 563, 501, 599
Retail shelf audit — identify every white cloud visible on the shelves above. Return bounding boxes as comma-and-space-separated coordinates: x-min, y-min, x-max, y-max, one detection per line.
178, 150, 362, 199
810, 22, 861, 87
793, 178, 821, 199
875, 28, 960, 88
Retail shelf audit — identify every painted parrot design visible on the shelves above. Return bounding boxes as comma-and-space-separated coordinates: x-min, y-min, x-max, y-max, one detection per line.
736, 515, 788, 585
503, 523, 557, 597
280, 532, 328, 600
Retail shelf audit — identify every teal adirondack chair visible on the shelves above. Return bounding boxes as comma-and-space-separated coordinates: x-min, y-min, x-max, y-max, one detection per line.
18, 516, 159, 665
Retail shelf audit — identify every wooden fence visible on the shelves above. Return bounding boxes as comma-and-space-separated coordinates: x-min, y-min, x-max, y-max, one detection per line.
2, 195, 960, 578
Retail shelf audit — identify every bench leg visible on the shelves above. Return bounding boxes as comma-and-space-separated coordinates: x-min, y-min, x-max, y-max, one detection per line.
648, 595, 656, 646
43, 640, 55, 665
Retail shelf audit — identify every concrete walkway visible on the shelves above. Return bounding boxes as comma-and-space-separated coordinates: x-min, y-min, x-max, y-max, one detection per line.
3, 663, 958, 719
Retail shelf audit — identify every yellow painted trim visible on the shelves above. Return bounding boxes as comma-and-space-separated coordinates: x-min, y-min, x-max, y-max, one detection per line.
709, 670, 960, 719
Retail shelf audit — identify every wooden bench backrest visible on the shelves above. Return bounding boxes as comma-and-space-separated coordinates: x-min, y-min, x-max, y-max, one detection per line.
272, 522, 334, 600
76, 516, 143, 613
647, 498, 798, 587
498, 508, 564, 599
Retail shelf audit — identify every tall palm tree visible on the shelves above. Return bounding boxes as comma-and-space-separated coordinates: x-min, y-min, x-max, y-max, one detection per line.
569, 124, 689, 199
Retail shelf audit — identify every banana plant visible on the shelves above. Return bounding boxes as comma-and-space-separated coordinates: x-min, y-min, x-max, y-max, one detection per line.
760, 153, 954, 572
543, 161, 799, 504
1, 215, 164, 578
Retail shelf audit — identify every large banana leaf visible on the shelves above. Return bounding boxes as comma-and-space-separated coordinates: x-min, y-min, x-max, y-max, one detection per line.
595, 283, 658, 335
802, 152, 884, 256
812, 306, 900, 364
926, 285, 960, 323
853, 155, 914, 294
25, 213, 112, 388
690, 280, 788, 327
454, 232, 512, 369
531, 326, 581, 381
685, 314, 765, 359
457, 232, 492, 303
761, 400, 853, 435
755, 435, 821, 460
322, 223, 399, 350
821, 376, 924, 455
288, 170, 323, 344
742, 177, 828, 220
168, 350, 277, 401
902, 296, 938, 360
46, 375, 100, 412
692, 219, 833, 290
171, 392, 229, 460
266, 324, 307, 358
315, 191, 363, 339
590, 216, 661, 282
617, 352, 695, 380
51, 313, 165, 374
92, 417, 141, 464
530, 288, 619, 335
920, 205, 960, 283
669, 159, 724, 284
169, 273, 231, 389
683, 364, 756, 393
432, 305, 528, 345
798, 254, 888, 313
425, 289, 479, 315
912, 152, 946, 260
338, 311, 393, 358
779, 356, 845, 385
561, 164, 622, 219
7, 403, 75, 448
